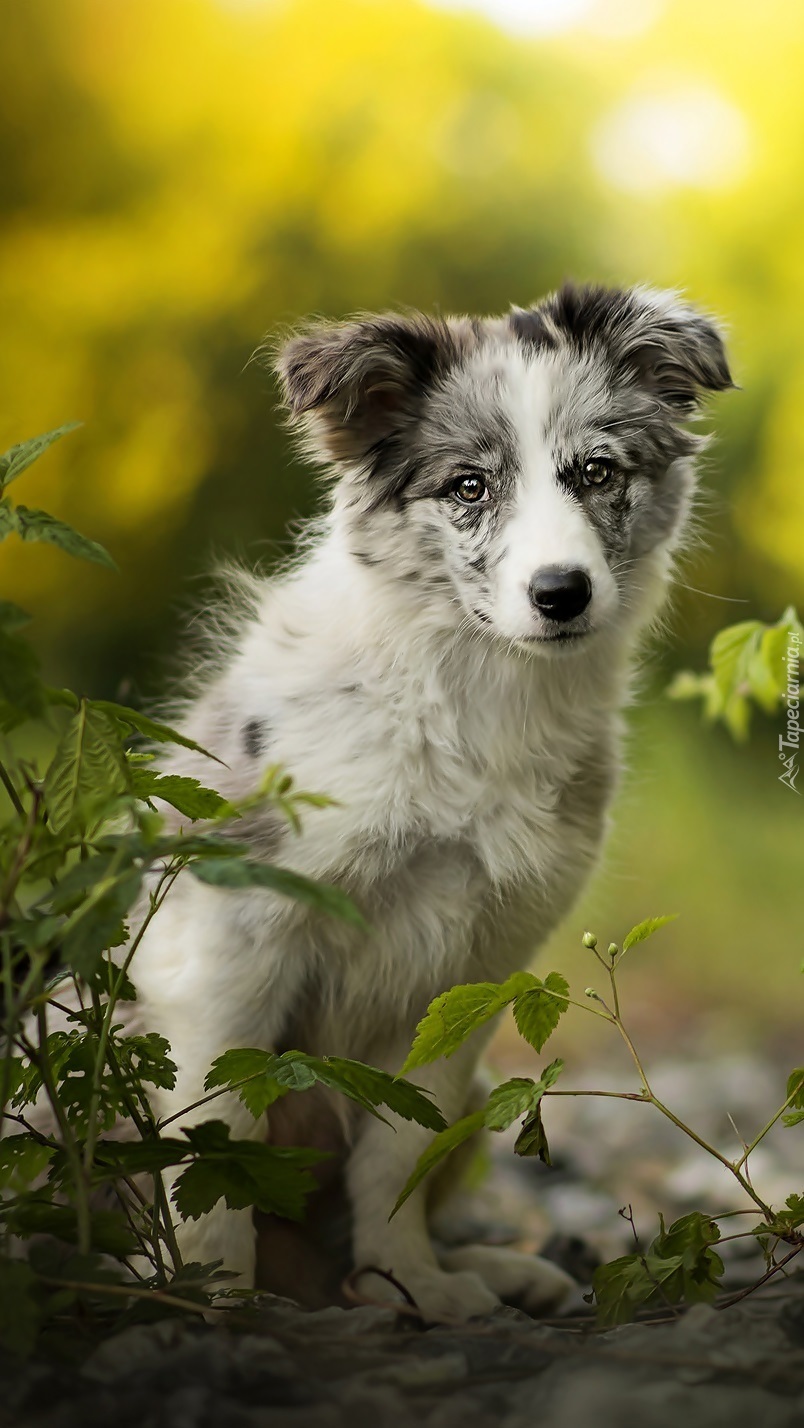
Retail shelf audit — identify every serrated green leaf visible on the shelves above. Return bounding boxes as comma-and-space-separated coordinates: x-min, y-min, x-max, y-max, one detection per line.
189, 856, 365, 926
484, 1078, 540, 1132
43, 703, 129, 833
311, 1056, 445, 1130
273, 1055, 319, 1093
172, 1120, 323, 1222
205, 1047, 445, 1130
7, 504, 116, 570
512, 972, 569, 1052
90, 700, 223, 763
487, 1058, 563, 1137
514, 1103, 552, 1162
115, 1032, 177, 1093
591, 1252, 668, 1327
622, 914, 678, 953
783, 1068, 804, 1125
205, 1048, 288, 1118
770, 1193, 804, 1231
401, 972, 535, 1075
130, 769, 226, 820
651, 1212, 724, 1302
0, 422, 81, 489
0, 1135, 54, 1192
91, 1135, 192, 1181
205, 1047, 277, 1090
391, 1110, 485, 1216
91, 961, 138, 1003
592, 1212, 723, 1326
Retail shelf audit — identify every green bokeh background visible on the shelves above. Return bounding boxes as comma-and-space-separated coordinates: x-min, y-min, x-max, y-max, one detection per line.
1, 0, 801, 1043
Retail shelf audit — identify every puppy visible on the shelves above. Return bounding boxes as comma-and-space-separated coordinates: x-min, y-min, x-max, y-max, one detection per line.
132, 283, 732, 1321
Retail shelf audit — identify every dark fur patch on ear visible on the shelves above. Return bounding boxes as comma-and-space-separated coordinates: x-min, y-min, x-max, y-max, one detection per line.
508, 306, 557, 350
537, 282, 734, 412
275, 315, 463, 472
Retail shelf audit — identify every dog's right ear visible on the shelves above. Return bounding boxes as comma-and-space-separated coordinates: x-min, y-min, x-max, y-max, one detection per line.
274, 315, 459, 471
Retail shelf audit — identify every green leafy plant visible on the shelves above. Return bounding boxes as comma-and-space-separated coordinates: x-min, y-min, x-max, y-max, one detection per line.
0, 426, 443, 1357
396, 915, 804, 1324
668, 606, 803, 740
3, 425, 801, 1354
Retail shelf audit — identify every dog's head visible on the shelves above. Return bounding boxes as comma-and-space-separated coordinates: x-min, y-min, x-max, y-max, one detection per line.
275, 284, 733, 654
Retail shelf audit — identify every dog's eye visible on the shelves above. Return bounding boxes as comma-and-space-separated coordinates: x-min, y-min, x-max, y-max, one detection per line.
452, 475, 489, 505
581, 458, 616, 487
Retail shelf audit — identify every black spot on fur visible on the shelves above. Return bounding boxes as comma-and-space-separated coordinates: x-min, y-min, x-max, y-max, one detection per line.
242, 719, 267, 759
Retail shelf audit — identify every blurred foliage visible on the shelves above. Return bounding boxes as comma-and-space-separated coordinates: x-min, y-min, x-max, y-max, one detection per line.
1, 0, 804, 691
668, 606, 803, 741
0, 0, 801, 1034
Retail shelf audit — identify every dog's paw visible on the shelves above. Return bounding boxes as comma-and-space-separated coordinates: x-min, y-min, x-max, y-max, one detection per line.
438, 1245, 576, 1315
354, 1262, 500, 1323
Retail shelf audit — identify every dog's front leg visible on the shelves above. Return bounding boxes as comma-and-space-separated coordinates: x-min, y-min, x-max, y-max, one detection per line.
347, 1037, 576, 1322
133, 888, 306, 1287
347, 1039, 502, 1322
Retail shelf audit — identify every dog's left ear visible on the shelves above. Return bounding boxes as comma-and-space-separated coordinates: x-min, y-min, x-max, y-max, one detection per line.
617, 288, 734, 413
274, 314, 458, 470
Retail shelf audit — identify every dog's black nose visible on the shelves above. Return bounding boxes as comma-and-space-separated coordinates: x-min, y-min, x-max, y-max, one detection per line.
528, 567, 592, 622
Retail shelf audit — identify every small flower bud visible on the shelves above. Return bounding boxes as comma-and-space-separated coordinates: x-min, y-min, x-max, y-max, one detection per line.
607, 943, 619, 960
584, 987, 601, 1000
582, 931, 598, 950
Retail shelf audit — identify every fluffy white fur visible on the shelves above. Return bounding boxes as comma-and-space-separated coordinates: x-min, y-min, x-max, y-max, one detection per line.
127, 285, 731, 1321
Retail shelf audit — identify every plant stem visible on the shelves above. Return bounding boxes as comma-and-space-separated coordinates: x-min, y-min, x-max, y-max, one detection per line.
610, 1015, 653, 1097
35, 1274, 229, 1316
646, 1092, 772, 1217
734, 1073, 804, 1172
82, 862, 185, 1277
33, 1003, 94, 1255
543, 1088, 649, 1102
582, 981, 775, 1221
716, 1244, 804, 1308
0, 755, 25, 820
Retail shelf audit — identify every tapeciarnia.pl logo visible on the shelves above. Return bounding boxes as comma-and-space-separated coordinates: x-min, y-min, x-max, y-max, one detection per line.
779, 631, 802, 794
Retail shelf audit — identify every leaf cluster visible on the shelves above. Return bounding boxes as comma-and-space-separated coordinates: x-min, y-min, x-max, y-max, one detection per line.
668, 607, 803, 740
0, 427, 413, 1358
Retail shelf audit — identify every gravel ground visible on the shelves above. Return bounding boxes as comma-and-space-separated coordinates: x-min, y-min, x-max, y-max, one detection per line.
5, 1284, 804, 1428
4, 1048, 803, 1427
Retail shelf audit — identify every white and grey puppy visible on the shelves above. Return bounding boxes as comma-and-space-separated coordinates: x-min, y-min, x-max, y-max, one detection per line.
133, 282, 732, 1321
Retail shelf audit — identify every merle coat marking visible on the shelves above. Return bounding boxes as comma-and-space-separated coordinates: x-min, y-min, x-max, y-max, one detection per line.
131, 283, 732, 1321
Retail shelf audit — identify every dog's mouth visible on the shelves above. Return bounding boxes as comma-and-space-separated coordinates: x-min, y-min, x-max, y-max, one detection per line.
532, 630, 587, 644
470, 608, 592, 650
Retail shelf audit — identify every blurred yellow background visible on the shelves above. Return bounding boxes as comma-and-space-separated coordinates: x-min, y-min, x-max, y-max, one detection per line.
1, 0, 801, 1043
